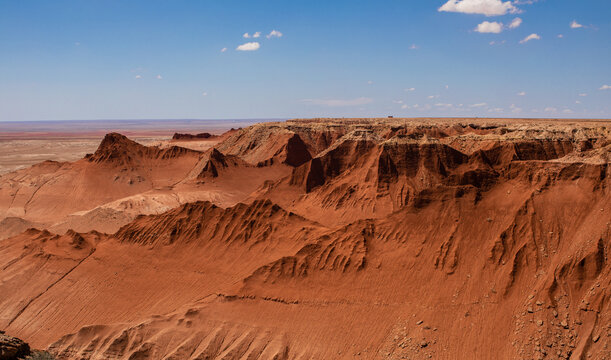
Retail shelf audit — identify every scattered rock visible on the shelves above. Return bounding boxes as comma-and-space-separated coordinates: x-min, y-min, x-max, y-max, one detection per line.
560, 320, 568, 329
0, 334, 31, 360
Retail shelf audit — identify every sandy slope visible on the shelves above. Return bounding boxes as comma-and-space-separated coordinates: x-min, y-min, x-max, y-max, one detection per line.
0, 118, 609, 359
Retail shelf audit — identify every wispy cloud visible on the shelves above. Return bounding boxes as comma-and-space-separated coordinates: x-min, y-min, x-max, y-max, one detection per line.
579, 93, 588, 97
439, 0, 518, 16
475, 21, 503, 33
134, 75, 142, 79
202, 92, 208, 96
508, 17, 522, 29
267, 30, 283, 39
236, 42, 260, 51
301, 97, 373, 107
570, 20, 583, 29
156, 75, 162, 80
520, 33, 540, 44
600, 85, 611, 90
404, 88, 416, 92
244, 32, 261, 39
470, 102, 487, 108
476, 17, 521, 33
220, 47, 227, 53
409, 44, 419, 50
517, 91, 526, 96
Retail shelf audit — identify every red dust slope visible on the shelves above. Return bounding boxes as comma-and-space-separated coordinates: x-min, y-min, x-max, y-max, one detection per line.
0, 118, 609, 359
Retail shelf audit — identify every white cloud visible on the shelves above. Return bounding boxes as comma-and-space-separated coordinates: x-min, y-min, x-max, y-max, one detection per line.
600, 85, 611, 90
435, 103, 453, 107
439, 0, 518, 16
489, 40, 506, 45
156, 75, 162, 80
134, 75, 142, 79
562, 109, 573, 114
575, 100, 581, 104
301, 97, 373, 107
475, 21, 503, 33
236, 42, 260, 51
401, 104, 409, 109
544, 107, 557, 112
517, 91, 526, 96
510, 104, 522, 113
267, 30, 283, 39
470, 102, 487, 108
253, 32, 261, 38
243, 32, 250, 38
220, 47, 227, 53
428, 95, 439, 99
404, 87, 416, 92
579, 93, 588, 97
557, 34, 564, 38
570, 20, 583, 29
409, 44, 419, 50
508, 17, 522, 29
367, 80, 374, 85
520, 33, 540, 44
489, 107, 504, 113
445, 85, 449, 89
393, 100, 404, 104
202, 92, 208, 96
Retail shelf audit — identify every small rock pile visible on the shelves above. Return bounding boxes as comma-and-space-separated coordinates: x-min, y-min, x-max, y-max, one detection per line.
0, 332, 30, 360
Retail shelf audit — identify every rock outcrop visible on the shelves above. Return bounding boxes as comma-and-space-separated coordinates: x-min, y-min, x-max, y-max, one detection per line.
0, 333, 30, 360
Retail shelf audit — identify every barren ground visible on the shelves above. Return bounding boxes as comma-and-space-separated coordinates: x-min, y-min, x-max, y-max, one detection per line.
0, 117, 609, 359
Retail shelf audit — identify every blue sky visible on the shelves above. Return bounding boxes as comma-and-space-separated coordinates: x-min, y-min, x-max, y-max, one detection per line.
0, 0, 609, 121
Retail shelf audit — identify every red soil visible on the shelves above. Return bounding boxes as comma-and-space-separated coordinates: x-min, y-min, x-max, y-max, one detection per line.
0, 118, 609, 359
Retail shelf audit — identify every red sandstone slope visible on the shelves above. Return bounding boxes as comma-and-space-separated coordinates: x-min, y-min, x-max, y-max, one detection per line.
0, 118, 609, 360
0, 200, 326, 349
0, 131, 298, 236
0, 133, 202, 225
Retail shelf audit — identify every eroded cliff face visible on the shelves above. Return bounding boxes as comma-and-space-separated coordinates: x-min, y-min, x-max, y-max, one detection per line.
0, 118, 609, 359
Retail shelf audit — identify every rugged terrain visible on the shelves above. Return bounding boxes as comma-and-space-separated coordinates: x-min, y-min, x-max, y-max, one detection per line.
0, 118, 609, 359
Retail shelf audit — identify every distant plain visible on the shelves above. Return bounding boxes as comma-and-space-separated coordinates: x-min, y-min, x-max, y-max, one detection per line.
0, 119, 263, 174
